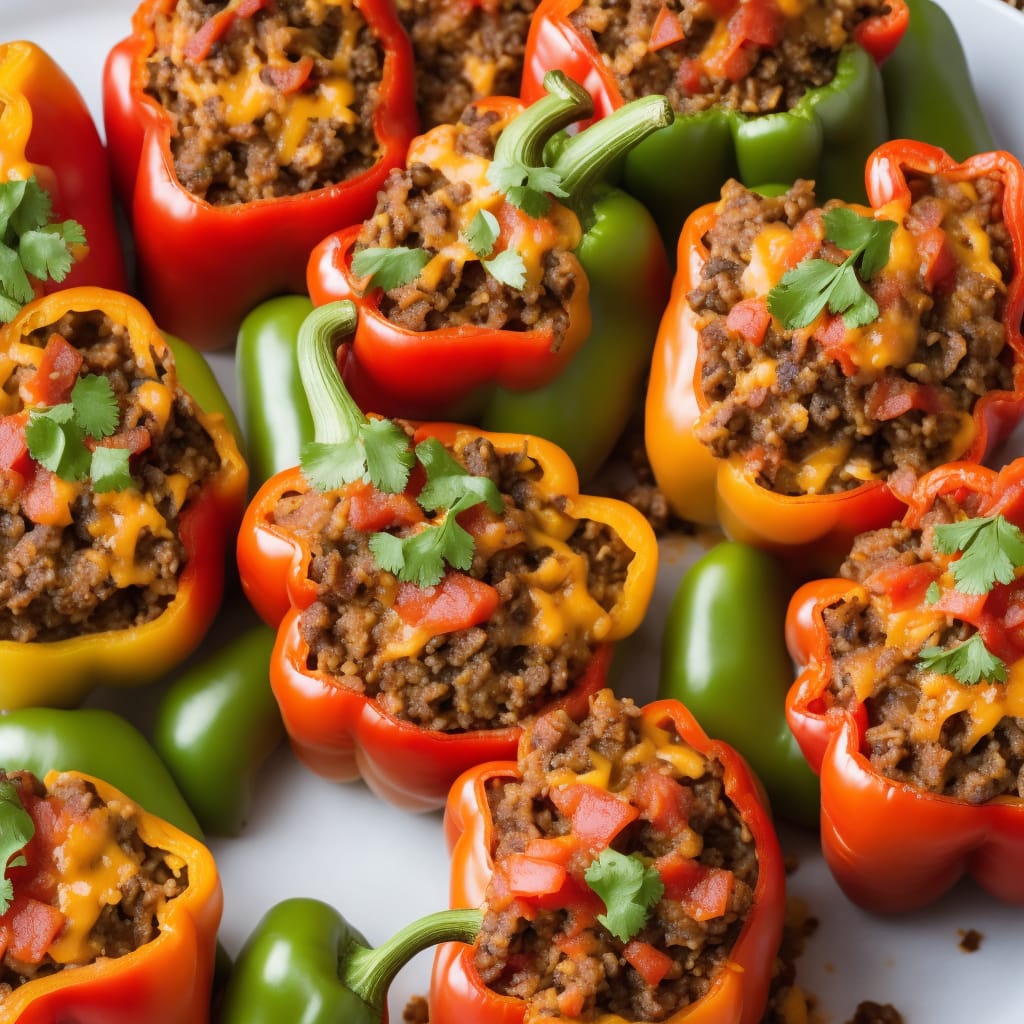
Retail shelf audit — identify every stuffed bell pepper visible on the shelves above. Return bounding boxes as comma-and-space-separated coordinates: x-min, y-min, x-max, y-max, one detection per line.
431, 687, 786, 1024
0, 769, 220, 1024
786, 457, 1024, 913
308, 70, 672, 481
0, 287, 248, 709
646, 140, 1024, 571
102, 0, 418, 349
236, 301, 658, 811
521, 0, 907, 246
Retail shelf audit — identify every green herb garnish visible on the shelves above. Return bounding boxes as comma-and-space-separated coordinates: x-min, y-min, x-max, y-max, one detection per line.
462, 210, 527, 290
0, 780, 35, 915
931, 514, 1024, 595
918, 634, 1008, 686
350, 246, 431, 292
584, 848, 664, 943
0, 176, 86, 323
487, 159, 567, 219
767, 207, 897, 331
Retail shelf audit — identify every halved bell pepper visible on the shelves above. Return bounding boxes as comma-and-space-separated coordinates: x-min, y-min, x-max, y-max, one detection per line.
0, 41, 126, 293
102, 0, 418, 349
645, 140, 1024, 572
521, 0, 906, 247
430, 695, 786, 1024
786, 457, 1024, 912
0, 287, 248, 708
236, 301, 658, 810
307, 71, 672, 481
0, 769, 221, 1024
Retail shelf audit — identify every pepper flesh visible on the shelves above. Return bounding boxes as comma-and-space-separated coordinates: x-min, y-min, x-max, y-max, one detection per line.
0, 287, 249, 709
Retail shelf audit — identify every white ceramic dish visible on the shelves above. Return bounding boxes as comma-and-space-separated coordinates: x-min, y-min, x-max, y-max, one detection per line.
5, 1, 1024, 1019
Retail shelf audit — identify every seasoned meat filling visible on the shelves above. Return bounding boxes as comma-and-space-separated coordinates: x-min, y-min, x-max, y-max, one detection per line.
689, 175, 1013, 495
271, 435, 635, 731
571, 0, 892, 115
145, 0, 384, 204
0, 311, 222, 642
474, 690, 759, 1021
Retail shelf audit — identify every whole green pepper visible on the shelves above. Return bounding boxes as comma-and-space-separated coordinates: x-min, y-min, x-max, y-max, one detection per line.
881, 0, 995, 160
659, 541, 819, 828
0, 707, 202, 837
219, 897, 482, 1024
154, 622, 284, 836
236, 294, 316, 488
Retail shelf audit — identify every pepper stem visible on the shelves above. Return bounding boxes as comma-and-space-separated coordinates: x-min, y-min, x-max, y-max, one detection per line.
296, 300, 361, 446
491, 70, 593, 172
341, 907, 484, 1012
552, 95, 674, 217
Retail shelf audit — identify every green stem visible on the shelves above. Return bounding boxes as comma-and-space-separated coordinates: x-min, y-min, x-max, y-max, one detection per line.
341, 907, 483, 1012
491, 70, 593, 173
296, 300, 361, 445
552, 95, 674, 218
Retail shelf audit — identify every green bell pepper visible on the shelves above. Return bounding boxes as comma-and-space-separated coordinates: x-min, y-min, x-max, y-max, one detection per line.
153, 622, 284, 836
219, 897, 482, 1024
659, 541, 819, 828
236, 294, 316, 488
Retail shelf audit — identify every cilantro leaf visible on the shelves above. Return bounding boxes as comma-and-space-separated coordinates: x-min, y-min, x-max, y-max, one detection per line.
414, 438, 504, 516
91, 446, 133, 493
584, 848, 665, 943
932, 514, 1024, 595
918, 634, 1008, 686
460, 210, 527, 289
0, 780, 35, 916
300, 418, 415, 496
350, 246, 430, 292
463, 210, 500, 259
484, 249, 527, 290
370, 513, 475, 588
487, 160, 567, 219
71, 375, 118, 439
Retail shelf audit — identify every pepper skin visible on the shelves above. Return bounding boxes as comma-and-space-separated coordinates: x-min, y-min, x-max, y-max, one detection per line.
2, 770, 221, 1024
430, 698, 786, 1024
153, 622, 283, 837
645, 141, 1024, 571
786, 458, 1024, 913
520, 0, 906, 249
0, 287, 249, 709
102, 0, 418, 350
659, 541, 819, 827
308, 72, 671, 481
219, 897, 481, 1024
0, 41, 126, 293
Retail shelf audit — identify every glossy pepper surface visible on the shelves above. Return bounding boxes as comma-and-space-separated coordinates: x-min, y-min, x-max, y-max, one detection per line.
307, 71, 672, 481
659, 541, 819, 827
0, 41, 126, 293
236, 302, 658, 811
786, 458, 1024, 913
102, 0, 418, 350
431, 697, 786, 1024
219, 896, 481, 1024
645, 140, 1024, 571
520, 0, 906, 248
0, 770, 221, 1024
0, 287, 249, 709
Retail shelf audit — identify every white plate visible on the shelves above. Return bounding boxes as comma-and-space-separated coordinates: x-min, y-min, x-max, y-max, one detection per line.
6, 1, 1024, 1020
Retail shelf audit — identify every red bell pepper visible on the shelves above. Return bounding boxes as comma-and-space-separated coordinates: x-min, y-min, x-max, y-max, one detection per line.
102, 0, 418, 349
0, 41, 126, 293
431, 695, 786, 1024
786, 456, 1024, 913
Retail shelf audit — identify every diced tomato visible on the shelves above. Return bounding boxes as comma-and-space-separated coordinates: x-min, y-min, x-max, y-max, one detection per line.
21, 335, 83, 408
524, 835, 579, 865
0, 414, 31, 475
628, 766, 692, 835
500, 854, 567, 898
556, 931, 602, 958
94, 427, 152, 456
863, 561, 939, 611
851, 0, 910, 63
977, 577, 1024, 664
265, 55, 315, 93
624, 939, 675, 986
865, 376, 951, 422
676, 57, 706, 95
184, 0, 271, 61
549, 784, 640, 849
393, 572, 499, 633
346, 480, 423, 533
929, 584, 987, 625
20, 467, 72, 527
649, 5, 685, 50
813, 313, 859, 377
783, 213, 824, 271
6, 897, 65, 964
557, 987, 586, 1019
915, 227, 956, 291
704, 0, 782, 81
725, 296, 771, 346
655, 852, 734, 921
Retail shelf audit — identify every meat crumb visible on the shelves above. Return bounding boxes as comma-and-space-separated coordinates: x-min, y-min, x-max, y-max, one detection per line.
958, 928, 983, 952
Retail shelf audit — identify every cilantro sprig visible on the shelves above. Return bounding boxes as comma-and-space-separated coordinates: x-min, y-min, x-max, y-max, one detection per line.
918, 634, 1008, 686
350, 246, 431, 293
462, 210, 527, 289
767, 207, 897, 331
0, 780, 35, 915
931, 514, 1024, 595
486, 159, 567, 220
25, 374, 132, 492
584, 848, 665, 943
0, 177, 86, 323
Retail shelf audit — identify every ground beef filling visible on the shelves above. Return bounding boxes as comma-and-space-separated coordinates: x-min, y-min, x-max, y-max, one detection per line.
354, 106, 582, 348
823, 507, 1024, 803
474, 690, 758, 1021
690, 176, 1013, 496
0, 310, 222, 643
0, 771, 187, 1001
396, 0, 538, 128
570, 0, 890, 115
272, 436, 634, 731
145, 0, 383, 205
